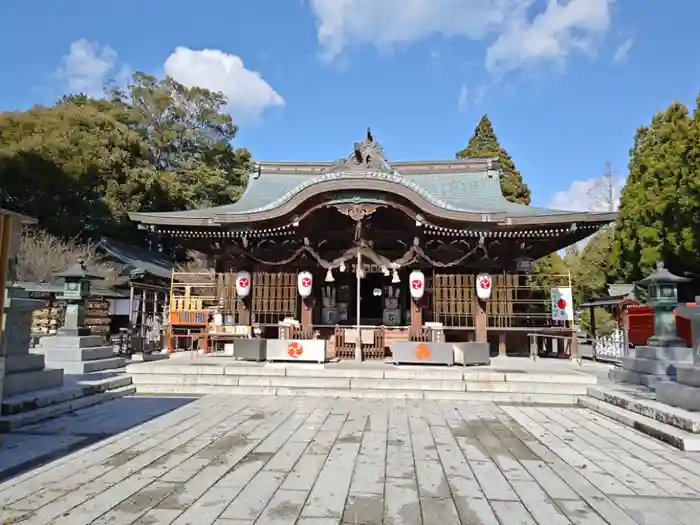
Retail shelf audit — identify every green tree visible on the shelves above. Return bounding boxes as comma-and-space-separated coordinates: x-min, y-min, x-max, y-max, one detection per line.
457, 114, 531, 204
107, 73, 251, 209
570, 228, 614, 305
0, 102, 154, 239
0, 72, 253, 242
610, 101, 700, 281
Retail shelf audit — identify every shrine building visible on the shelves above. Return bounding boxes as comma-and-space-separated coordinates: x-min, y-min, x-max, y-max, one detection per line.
129, 130, 617, 360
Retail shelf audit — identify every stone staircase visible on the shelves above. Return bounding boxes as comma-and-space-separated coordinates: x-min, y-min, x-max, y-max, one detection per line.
36, 334, 127, 374
579, 384, 700, 451
126, 359, 597, 404
0, 371, 135, 431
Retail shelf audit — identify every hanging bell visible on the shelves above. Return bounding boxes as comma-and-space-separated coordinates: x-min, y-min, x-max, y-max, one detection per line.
392, 270, 400, 283
339, 262, 346, 272
325, 268, 334, 282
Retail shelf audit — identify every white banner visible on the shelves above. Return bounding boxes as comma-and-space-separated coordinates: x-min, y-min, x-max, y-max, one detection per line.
551, 287, 574, 321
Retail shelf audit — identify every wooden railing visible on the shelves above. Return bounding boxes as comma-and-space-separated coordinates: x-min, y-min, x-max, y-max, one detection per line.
333, 326, 387, 360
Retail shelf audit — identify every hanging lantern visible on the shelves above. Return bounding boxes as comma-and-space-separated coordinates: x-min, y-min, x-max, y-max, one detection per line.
298, 271, 313, 298
235, 271, 251, 298
409, 270, 425, 299
476, 273, 492, 300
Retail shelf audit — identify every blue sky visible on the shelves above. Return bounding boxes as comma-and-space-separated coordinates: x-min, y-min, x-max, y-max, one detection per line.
1, 0, 699, 211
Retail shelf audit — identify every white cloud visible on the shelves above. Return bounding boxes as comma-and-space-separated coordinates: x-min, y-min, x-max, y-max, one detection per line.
549, 172, 624, 250
613, 37, 633, 62
457, 84, 470, 113
310, 0, 614, 74
164, 47, 284, 121
55, 39, 117, 97
549, 174, 624, 213
457, 83, 487, 112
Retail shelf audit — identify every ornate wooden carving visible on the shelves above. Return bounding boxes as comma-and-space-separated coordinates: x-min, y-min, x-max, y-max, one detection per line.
330, 128, 395, 174
333, 203, 384, 222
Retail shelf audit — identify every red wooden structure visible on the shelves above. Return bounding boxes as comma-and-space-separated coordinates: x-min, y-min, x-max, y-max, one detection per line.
626, 303, 693, 347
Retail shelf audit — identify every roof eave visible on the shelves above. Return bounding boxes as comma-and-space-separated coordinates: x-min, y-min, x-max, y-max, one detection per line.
506, 211, 618, 226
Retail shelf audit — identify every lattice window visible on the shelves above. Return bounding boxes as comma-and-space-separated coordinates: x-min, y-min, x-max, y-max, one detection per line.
487, 273, 514, 328
215, 272, 241, 325
252, 271, 297, 325
487, 272, 570, 328
432, 273, 475, 327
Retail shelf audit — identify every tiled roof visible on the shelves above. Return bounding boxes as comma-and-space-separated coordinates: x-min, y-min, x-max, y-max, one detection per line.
134, 165, 574, 220
128, 133, 618, 226
97, 238, 173, 280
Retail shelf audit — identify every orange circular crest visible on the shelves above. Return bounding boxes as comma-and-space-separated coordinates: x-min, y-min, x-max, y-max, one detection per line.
287, 342, 303, 358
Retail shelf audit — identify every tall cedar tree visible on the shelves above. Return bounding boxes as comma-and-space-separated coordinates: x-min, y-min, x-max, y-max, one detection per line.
457, 115, 531, 204
610, 100, 700, 281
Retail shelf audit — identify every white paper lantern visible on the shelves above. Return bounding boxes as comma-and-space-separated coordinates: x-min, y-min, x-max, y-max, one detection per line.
235, 271, 251, 298
476, 273, 492, 300
409, 270, 425, 300
298, 271, 313, 298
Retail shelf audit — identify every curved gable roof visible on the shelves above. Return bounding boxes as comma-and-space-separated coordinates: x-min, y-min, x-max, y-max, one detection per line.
129, 131, 617, 227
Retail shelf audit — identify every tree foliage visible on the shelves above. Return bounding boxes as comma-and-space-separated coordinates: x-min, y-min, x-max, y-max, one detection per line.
610, 99, 700, 281
569, 228, 614, 305
0, 72, 251, 243
457, 115, 531, 205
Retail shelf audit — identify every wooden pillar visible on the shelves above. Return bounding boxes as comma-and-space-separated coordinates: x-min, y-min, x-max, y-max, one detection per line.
475, 297, 487, 344
498, 332, 507, 357
410, 297, 422, 338
301, 297, 314, 338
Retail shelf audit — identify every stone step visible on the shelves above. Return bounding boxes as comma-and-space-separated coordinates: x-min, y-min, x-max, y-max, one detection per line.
587, 385, 700, 433
609, 368, 669, 388
129, 373, 588, 395
43, 345, 114, 362
126, 362, 597, 384
633, 345, 695, 361
132, 383, 578, 404
0, 385, 136, 432
4, 353, 46, 373
676, 364, 700, 387
578, 396, 700, 451
40, 335, 106, 349
655, 381, 700, 412
3, 368, 64, 397
44, 357, 126, 375
1, 373, 132, 416
621, 356, 691, 376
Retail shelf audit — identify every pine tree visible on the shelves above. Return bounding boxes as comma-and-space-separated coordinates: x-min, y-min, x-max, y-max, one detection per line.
456, 114, 531, 204
610, 101, 700, 281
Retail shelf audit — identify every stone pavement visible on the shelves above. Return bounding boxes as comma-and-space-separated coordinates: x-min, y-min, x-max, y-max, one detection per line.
2, 396, 700, 524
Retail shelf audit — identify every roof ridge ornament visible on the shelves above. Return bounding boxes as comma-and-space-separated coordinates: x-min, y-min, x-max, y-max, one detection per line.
330, 127, 395, 174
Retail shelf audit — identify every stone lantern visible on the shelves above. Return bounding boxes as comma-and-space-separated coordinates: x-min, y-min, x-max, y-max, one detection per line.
54, 260, 103, 336
636, 261, 690, 347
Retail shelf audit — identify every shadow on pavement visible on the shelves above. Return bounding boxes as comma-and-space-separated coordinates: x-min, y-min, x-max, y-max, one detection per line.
0, 395, 198, 483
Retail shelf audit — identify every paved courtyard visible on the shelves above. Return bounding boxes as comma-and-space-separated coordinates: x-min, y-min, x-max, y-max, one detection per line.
2, 396, 700, 524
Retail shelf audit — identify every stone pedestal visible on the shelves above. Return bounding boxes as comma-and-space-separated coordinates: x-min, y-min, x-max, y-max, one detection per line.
654, 306, 700, 410
39, 334, 126, 374
656, 364, 700, 411
1, 287, 64, 398
611, 344, 694, 389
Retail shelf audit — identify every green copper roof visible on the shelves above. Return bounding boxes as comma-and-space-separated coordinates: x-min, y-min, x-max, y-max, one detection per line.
129, 131, 618, 227
210, 169, 562, 218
